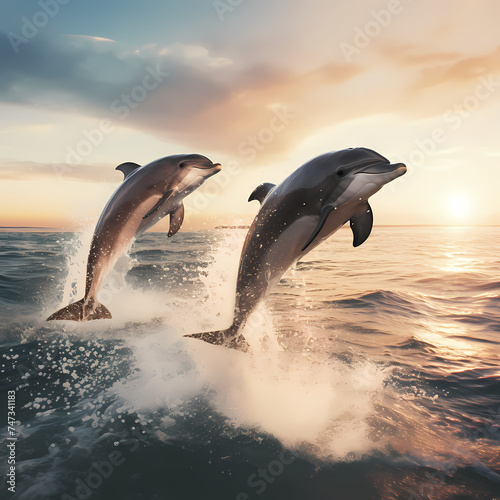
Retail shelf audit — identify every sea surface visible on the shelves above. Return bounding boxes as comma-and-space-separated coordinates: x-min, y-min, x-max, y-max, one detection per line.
0, 226, 499, 500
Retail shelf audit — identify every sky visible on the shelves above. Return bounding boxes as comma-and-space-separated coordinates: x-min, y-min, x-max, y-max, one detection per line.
1, 0, 499, 230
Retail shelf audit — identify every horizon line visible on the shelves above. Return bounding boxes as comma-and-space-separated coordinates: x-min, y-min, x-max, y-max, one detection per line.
1, 224, 500, 232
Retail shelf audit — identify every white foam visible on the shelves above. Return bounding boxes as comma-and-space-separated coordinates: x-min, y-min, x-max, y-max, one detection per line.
50, 227, 177, 329
101, 231, 391, 460
49, 229, 391, 460
59, 226, 94, 306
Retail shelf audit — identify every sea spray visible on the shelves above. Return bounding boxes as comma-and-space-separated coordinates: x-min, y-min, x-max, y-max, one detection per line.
3, 228, 500, 498
54, 227, 174, 327
59, 227, 94, 306
107, 231, 391, 461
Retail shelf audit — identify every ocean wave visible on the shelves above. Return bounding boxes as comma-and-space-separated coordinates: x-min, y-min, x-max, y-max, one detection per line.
1, 228, 499, 499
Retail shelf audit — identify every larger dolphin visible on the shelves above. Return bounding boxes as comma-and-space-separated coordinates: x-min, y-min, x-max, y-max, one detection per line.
48, 154, 221, 321
186, 147, 406, 349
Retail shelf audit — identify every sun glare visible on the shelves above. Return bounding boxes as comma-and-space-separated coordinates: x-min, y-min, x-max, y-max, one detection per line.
447, 193, 471, 220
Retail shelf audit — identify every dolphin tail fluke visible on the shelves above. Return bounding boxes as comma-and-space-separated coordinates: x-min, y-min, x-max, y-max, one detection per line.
46, 299, 112, 322
184, 325, 249, 352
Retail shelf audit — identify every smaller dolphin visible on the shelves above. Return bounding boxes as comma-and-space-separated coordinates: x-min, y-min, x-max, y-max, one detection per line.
47, 154, 221, 322
186, 147, 406, 350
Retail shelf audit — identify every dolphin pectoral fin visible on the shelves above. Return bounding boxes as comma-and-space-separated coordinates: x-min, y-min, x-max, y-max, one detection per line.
142, 190, 174, 219
350, 202, 373, 247
168, 202, 184, 237
301, 203, 335, 252
116, 162, 141, 180
248, 183, 276, 204
185, 326, 249, 352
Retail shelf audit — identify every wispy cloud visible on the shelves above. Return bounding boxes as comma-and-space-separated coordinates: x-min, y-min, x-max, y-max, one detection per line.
0, 26, 499, 169
0, 31, 363, 162
0, 160, 119, 183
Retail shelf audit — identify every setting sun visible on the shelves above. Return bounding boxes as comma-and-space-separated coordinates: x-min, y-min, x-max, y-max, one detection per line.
447, 193, 472, 220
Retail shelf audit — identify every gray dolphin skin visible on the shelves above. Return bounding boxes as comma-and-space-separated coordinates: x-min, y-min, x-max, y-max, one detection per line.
186, 147, 406, 350
47, 154, 221, 321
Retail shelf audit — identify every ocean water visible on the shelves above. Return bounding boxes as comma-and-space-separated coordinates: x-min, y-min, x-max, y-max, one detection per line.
0, 226, 499, 500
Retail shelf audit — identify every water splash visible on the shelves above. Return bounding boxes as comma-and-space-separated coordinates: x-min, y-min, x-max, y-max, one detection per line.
96, 230, 393, 461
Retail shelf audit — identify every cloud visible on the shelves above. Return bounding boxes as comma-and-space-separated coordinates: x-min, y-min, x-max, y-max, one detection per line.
0, 160, 120, 183
0, 30, 499, 173
377, 43, 463, 67
378, 42, 500, 90
415, 46, 500, 89
0, 31, 365, 162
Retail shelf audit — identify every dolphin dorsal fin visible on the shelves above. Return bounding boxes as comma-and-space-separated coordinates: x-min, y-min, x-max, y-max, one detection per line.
248, 183, 276, 204
116, 162, 141, 180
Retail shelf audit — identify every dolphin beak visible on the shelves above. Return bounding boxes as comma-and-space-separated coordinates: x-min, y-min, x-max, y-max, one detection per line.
355, 162, 406, 187
199, 162, 222, 171
358, 162, 406, 176
199, 162, 222, 177
191, 162, 221, 178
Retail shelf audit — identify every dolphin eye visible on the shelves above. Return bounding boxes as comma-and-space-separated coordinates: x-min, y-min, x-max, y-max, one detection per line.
179, 162, 186, 168
336, 169, 345, 177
